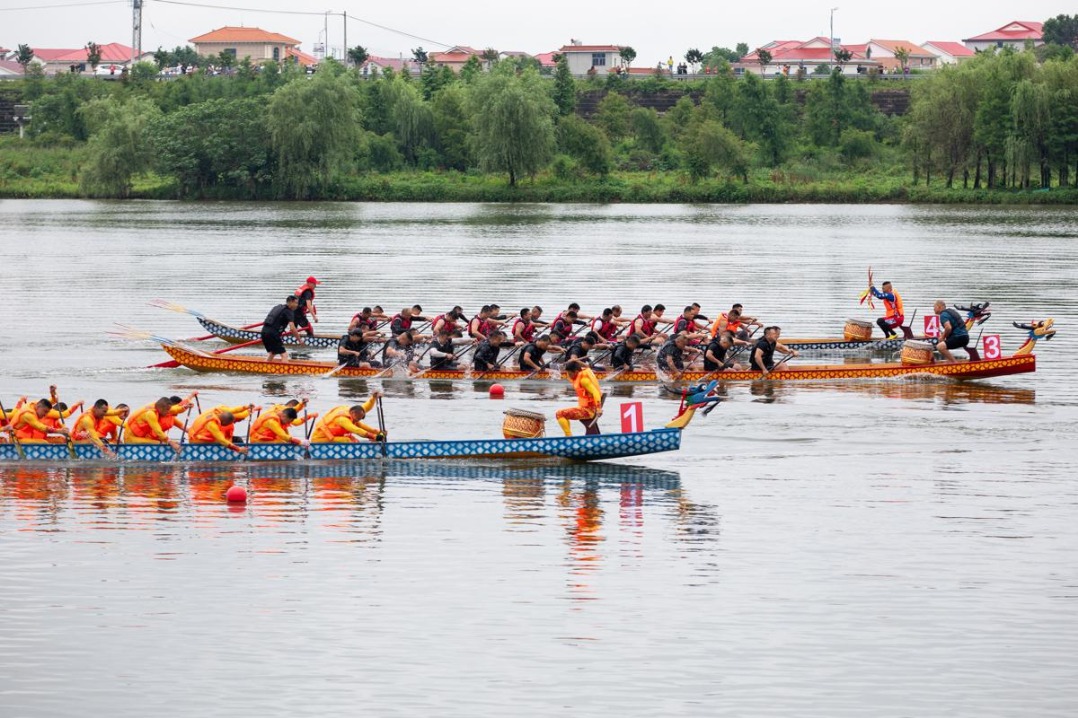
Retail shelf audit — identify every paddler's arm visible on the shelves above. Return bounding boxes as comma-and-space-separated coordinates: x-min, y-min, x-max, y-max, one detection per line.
265, 416, 304, 445
206, 421, 246, 453
77, 416, 111, 452
582, 374, 603, 413
23, 413, 68, 436
335, 416, 379, 441
144, 412, 172, 443
225, 405, 256, 422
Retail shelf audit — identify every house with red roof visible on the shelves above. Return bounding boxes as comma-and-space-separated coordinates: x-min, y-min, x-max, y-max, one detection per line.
558, 42, 623, 76
738, 37, 879, 76
28, 43, 140, 75
922, 41, 976, 65
359, 55, 418, 77
428, 46, 481, 72
865, 40, 937, 72
963, 21, 1044, 52
190, 26, 309, 65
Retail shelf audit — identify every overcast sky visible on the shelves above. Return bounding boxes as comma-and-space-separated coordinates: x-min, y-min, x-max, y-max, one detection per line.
0, 0, 1069, 64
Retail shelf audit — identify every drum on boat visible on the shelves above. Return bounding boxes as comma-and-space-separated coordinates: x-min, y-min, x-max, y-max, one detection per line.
502, 409, 546, 439
900, 340, 936, 366
843, 319, 874, 341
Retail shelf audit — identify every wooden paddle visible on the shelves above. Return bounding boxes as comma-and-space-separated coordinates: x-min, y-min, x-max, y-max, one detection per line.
55, 408, 77, 459
322, 360, 352, 379
757, 352, 794, 379
148, 337, 263, 369
477, 345, 520, 380
375, 396, 387, 458
186, 321, 264, 342
0, 398, 25, 460
583, 395, 607, 435
413, 342, 474, 378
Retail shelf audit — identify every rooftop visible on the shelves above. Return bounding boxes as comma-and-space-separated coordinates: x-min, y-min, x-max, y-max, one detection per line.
923, 41, 976, 57
190, 26, 301, 46
964, 20, 1043, 42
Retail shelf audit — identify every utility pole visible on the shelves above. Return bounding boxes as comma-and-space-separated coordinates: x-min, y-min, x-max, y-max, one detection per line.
829, 7, 838, 71
132, 0, 143, 64
343, 12, 348, 66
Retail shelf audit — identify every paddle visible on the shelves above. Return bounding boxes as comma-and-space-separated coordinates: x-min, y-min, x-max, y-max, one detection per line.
148, 337, 264, 369
375, 396, 387, 458
583, 395, 607, 435
0, 398, 25, 460
413, 342, 474, 378
174, 404, 193, 458
54, 407, 77, 459
756, 352, 794, 380
322, 360, 352, 379
244, 405, 259, 445
477, 345, 520, 380
185, 322, 264, 342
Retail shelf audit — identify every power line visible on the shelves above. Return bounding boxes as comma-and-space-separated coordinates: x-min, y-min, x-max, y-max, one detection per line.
146, 0, 452, 49
0, 0, 126, 12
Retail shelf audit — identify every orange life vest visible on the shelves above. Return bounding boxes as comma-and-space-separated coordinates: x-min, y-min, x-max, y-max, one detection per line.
127, 404, 168, 441
71, 410, 99, 442
571, 368, 601, 411
97, 415, 122, 441
883, 291, 904, 321
11, 406, 47, 441
250, 411, 294, 443
189, 409, 236, 444
314, 406, 352, 440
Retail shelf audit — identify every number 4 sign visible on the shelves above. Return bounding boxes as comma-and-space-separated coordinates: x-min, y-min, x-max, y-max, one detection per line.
982, 335, 1002, 360
923, 315, 940, 338
621, 402, 644, 434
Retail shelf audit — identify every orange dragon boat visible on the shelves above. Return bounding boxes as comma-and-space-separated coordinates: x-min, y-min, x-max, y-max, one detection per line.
155, 320, 1055, 384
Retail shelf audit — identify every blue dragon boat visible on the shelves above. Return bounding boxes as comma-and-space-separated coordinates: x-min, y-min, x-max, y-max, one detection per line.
0, 428, 682, 464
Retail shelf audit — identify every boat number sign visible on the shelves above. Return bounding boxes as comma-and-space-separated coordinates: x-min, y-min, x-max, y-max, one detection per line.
982, 335, 1002, 360
923, 315, 940, 337
621, 402, 644, 434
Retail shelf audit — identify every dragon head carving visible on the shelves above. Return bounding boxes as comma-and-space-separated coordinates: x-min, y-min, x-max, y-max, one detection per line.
1011, 319, 1056, 356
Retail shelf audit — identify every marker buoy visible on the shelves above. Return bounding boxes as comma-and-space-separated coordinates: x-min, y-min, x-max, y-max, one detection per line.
225, 485, 248, 503
489, 383, 505, 398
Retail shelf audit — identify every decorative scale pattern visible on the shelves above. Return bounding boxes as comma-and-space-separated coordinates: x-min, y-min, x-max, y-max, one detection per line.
199, 317, 339, 348
162, 343, 1037, 383
0, 430, 681, 464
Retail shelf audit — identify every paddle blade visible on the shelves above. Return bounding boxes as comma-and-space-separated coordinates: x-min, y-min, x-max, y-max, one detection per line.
148, 361, 181, 369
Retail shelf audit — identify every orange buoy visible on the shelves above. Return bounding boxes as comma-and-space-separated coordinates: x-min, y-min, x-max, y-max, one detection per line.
489, 383, 505, 398
225, 485, 248, 503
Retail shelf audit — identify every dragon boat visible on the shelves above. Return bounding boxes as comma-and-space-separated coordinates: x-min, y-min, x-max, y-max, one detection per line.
155, 318, 1053, 383
0, 427, 683, 464
188, 302, 992, 354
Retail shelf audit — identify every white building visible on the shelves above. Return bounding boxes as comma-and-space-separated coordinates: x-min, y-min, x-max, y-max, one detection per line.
557, 43, 621, 76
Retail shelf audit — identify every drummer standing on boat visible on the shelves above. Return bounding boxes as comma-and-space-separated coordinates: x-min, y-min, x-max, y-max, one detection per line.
556, 360, 603, 436
293, 276, 320, 336
262, 296, 305, 362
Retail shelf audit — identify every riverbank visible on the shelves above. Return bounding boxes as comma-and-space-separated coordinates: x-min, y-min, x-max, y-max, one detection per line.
3, 139, 1077, 204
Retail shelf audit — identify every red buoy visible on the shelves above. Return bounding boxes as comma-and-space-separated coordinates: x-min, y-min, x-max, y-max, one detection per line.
489, 383, 505, 398
225, 485, 248, 503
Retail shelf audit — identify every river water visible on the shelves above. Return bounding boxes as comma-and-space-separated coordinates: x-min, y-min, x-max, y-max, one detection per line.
0, 201, 1076, 717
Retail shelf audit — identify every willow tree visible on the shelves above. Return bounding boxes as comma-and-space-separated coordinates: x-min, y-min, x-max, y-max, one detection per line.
78, 96, 161, 197
383, 77, 435, 165
267, 67, 363, 198
468, 64, 556, 186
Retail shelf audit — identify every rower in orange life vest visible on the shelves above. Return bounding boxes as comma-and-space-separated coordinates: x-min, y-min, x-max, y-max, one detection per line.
311, 393, 384, 442
556, 360, 603, 437
95, 403, 130, 444
250, 406, 312, 446
124, 394, 197, 451
70, 399, 123, 456
293, 275, 320, 337
870, 280, 912, 340
188, 404, 256, 454
4, 398, 71, 443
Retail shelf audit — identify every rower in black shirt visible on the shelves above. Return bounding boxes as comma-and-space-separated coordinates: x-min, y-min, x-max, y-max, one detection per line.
657, 334, 698, 375
564, 332, 598, 366
611, 334, 642, 370
473, 331, 507, 372
338, 329, 376, 368
262, 296, 305, 362
519, 335, 553, 372
427, 329, 465, 370
751, 326, 798, 377
703, 332, 740, 372
382, 331, 418, 371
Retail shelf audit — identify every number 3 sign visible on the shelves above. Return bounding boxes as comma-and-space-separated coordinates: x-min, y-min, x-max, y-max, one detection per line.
982, 335, 1002, 360
923, 315, 940, 338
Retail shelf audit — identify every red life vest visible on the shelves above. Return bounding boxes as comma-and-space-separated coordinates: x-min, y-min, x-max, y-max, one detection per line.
432, 314, 457, 335
512, 318, 535, 343
591, 318, 617, 341
470, 316, 492, 338
633, 314, 656, 336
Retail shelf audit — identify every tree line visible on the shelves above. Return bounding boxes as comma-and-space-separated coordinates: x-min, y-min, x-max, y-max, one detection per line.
10, 45, 1078, 199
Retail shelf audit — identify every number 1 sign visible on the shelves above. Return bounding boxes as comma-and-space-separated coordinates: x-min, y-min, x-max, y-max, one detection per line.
621, 402, 643, 434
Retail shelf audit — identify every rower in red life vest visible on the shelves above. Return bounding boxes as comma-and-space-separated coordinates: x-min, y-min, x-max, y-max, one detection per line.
629, 304, 667, 347
348, 306, 380, 334
673, 305, 708, 342
550, 310, 581, 346
390, 305, 430, 336
510, 308, 536, 344
431, 306, 465, 337
293, 275, 320, 337
468, 306, 496, 342
590, 308, 621, 343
